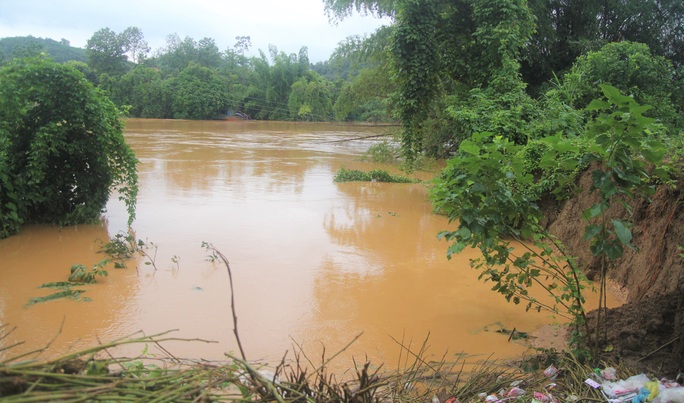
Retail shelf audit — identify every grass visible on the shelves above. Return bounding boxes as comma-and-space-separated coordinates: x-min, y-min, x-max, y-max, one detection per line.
1, 321, 629, 402
333, 167, 419, 183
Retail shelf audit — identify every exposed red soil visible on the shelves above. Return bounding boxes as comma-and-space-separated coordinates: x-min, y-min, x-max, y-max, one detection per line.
543, 168, 684, 378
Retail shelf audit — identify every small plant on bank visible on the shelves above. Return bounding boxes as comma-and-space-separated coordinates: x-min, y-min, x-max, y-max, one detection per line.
544, 84, 668, 351
430, 132, 592, 355
333, 167, 419, 183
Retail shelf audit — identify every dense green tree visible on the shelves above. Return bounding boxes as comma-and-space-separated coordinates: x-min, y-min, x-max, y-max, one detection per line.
155, 34, 200, 73
325, 0, 684, 93
119, 26, 150, 64
334, 67, 394, 121
112, 65, 171, 118
221, 37, 254, 116
86, 28, 130, 76
242, 51, 272, 119
197, 38, 223, 69
323, 0, 397, 18
288, 71, 335, 120
555, 41, 677, 127
523, 0, 684, 92
64, 60, 98, 84
243, 46, 310, 120
169, 63, 229, 119
0, 57, 138, 238
389, 0, 536, 162
329, 26, 396, 122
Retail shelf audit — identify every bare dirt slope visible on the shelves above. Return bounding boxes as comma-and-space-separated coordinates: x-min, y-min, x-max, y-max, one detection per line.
546, 168, 684, 377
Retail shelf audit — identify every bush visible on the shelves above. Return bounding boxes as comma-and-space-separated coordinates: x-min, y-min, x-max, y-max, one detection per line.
0, 56, 138, 238
558, 41, 677, 128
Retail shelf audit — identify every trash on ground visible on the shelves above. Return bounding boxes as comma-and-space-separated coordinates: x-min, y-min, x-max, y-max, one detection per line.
586, 367, 684, 402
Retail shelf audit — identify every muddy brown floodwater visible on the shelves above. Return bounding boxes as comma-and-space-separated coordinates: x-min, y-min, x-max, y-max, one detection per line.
0, 119, 620, 373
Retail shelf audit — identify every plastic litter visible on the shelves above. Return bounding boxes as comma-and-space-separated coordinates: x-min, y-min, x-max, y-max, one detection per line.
595, 367, 618, 381
652, 386, 684, 403
544, 364, 559, 379
591, 368, 684, 403
601, 373, 651, 399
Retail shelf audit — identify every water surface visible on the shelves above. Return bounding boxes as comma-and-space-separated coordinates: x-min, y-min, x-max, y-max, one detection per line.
0, 119, 617, 371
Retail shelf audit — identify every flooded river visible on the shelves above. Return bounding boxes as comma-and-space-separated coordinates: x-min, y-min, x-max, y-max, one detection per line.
0, 119, 618, 372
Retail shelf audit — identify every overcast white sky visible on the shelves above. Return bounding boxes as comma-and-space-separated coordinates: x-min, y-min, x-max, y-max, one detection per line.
0, 0, 391, 63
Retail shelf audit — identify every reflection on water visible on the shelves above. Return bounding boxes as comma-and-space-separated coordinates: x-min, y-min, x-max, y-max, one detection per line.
0, 119, 619, 371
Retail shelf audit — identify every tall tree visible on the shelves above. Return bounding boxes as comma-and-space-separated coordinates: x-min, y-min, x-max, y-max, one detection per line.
120, 26, 150, 64
329, 26, 396, 122
197, 37, 222, 69
86, 28, 128, 76
288, 71, 335, 120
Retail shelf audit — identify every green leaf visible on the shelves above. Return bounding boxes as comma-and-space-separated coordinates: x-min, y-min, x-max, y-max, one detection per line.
612, 219, 635, 249
583, 202, 608, 220
605, 241, 624, 261
600, 84, 633, 105
555, 141, 580, 153
38, 281, 86, 289
583, 224, 602, 241
455, 226, 472, 241
642, 148, 665, 165
585, 99, 610, 111
26, 289, 87, 306
459, 140, 481, 155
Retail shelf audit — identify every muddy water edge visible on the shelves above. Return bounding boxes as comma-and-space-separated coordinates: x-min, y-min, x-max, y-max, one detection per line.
0, 119, 620, 373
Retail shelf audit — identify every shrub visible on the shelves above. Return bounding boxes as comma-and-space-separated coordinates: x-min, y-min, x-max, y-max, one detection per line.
0, 56, 138, 238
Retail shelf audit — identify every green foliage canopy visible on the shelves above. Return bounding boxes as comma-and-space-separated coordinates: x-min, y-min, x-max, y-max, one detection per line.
556, 41, 678, 128
169, 63, 229, 120
0, 57, 138, 238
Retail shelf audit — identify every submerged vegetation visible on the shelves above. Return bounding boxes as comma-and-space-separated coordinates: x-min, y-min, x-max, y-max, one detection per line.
333, 167, 418, 183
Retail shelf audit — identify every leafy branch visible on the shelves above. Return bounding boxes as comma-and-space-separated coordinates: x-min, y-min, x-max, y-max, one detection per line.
431, 132, 591, 351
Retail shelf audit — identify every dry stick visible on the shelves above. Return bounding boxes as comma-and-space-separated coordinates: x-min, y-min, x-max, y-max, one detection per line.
151, 337, 181, 364
207, 245, 248, 363
32, 331, 217, 368
225, 353, 288, 403
388, 333, 441, 385
95, 334, 128, 374
2, 317, 66, 365
637, 336, 681, 362
289, 331, 365, 381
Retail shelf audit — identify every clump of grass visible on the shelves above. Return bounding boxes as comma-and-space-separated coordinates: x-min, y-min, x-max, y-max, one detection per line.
333, 167, 419, 183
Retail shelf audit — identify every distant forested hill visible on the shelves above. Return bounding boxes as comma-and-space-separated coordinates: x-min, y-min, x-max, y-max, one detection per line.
0, 36, 86, 63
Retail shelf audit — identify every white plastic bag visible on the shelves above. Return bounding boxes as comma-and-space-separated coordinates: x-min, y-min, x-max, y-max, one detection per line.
601, 374, 651, 399
652, 387, 684, 403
